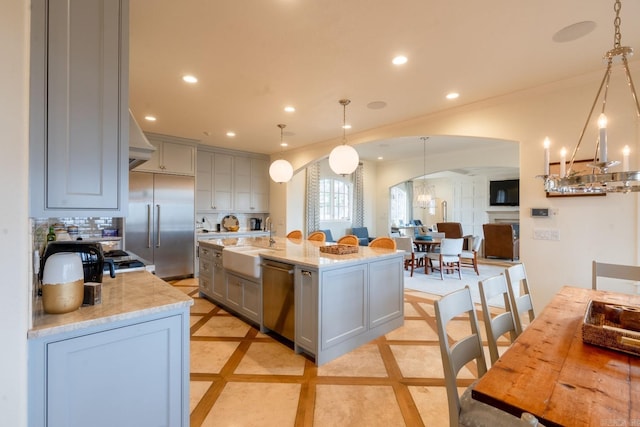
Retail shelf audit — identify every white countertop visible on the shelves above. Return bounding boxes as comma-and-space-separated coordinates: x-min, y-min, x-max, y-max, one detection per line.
199, 236, 402, 269
196, 230, 268, 240
29, 271, 193, 339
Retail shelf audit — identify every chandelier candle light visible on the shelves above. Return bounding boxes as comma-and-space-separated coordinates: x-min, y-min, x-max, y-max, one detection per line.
329, 99, 360, 176
269, 124, 294, 183
540, 0, 640, 194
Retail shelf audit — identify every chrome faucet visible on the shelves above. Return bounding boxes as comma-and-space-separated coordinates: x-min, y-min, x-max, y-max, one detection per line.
265, 217, 275, 246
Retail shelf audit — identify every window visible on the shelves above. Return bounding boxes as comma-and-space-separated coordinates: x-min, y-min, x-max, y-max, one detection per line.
319, 178, 352, 221
390, 185, 408, 226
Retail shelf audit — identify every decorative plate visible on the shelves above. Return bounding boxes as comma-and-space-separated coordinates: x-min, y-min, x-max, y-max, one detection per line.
222, 215, 240, 231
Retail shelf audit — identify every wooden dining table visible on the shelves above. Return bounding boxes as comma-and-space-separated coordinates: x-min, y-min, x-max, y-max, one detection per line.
413, 237, 442, 253
472, 286, 640, 427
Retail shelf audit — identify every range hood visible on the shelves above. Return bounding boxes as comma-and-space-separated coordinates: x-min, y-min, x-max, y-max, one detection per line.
128, 110, 156, 169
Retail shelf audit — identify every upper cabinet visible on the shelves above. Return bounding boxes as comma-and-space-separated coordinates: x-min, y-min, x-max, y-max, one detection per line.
196, 147, 269, 213
29, 0, 129, 218
133, 133, 196, 176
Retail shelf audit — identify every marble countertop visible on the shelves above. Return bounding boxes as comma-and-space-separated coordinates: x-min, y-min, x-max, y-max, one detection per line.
199, 236, 402, 269
29, 271, 193, 339
196, 230, 268, 240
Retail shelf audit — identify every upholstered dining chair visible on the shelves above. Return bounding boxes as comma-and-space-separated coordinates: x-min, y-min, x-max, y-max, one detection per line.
307, 231, 326, 242
504, 263, 536, 335
460, 236, 483, 275
368, 236, 396, 250
393, 236, 418, 276
478, 274, 518, 366
286, 230, 302, 239
337, 234, 359, 246
435, 286, 540, 426
425, 238, 464, 280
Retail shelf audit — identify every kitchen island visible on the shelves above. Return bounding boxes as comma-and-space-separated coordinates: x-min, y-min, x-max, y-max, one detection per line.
198, 236, 404, 365
29, 271, 193, 427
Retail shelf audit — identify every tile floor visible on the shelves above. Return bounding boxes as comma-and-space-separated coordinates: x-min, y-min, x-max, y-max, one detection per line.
169, 275, 515, 427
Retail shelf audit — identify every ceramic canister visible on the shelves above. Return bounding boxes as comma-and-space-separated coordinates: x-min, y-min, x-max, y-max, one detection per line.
41, 252, 85, 314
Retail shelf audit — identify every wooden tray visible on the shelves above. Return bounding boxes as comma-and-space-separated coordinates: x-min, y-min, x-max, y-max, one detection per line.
319, 244, 359, 255
582, 300, 640, 356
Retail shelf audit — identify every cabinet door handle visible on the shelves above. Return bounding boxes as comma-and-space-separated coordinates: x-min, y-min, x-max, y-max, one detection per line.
301, 271, 312, 277
156, 204, 161, 247
146, 204, 152, 248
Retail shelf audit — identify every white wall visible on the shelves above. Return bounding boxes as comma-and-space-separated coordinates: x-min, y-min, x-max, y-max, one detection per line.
272, 65, 640, 312
1, 1, 30, 425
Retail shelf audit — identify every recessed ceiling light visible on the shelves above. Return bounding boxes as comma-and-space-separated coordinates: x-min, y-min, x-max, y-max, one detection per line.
144, 115, 156, 122
552, 21, 596, 43
446, 92, 460, 100
377, 156, 383, 160
392, 55, 408, 65
280, 142, 288, 147
182, 75, 198, 83
367, 101, 387, 110
284, 106, 295, 113
226, 131, 236, 137
342, 124, 352, 130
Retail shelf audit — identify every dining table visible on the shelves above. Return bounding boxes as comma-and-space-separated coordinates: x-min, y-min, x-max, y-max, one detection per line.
471, 286, 640, 427
413, 237, 442, 253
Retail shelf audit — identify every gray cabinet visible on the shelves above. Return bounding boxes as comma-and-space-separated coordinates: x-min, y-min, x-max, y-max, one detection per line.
29, 312, 189, 427
29, 0, 129, 217
196, 147, 269, 213
226, 272, 261, 324
295, 267, 318, 354
134, 133, 196, 176
198, 245, 224, 301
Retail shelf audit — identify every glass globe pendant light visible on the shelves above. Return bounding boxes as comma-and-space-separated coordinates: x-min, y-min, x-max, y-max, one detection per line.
269, 124, 294, 183
329, 99, 360, 175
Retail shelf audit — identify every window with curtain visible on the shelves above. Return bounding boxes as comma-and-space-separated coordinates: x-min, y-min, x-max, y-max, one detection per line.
390, 185, 409, 226
319, 178, 352, 221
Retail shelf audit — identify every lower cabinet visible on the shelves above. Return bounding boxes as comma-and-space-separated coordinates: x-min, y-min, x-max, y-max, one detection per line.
29, 312, 189, 427
295, 267, 318, 354
226, 272, 261, 324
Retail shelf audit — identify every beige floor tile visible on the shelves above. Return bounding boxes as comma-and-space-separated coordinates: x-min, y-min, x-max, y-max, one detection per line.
317, 344, 387, 377
191, 297, 216, 314
385, 319, 438, 341
190, 380, 213, 412
314, 384, 405, 427
390, 345, 444, 378
403, 302, 421, 317
446, 318, 473, 341
234, 342, 306, 376
190, 315, 203, 327
418, 301, 436, 316
192, 315, 252, 337
191, 341, 239, 374
175, 286, 198, 295
409, 385, 451, 426
201, 382, 300, 427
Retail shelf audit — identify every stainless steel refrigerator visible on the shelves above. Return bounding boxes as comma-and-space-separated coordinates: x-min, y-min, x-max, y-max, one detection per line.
126, 171, 194, 278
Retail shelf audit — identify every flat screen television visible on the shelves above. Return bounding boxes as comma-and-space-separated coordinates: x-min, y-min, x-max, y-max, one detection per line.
489, 179, 519, 206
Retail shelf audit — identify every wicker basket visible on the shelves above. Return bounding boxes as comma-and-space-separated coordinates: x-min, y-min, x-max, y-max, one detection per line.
319, 244, 359, 255
582, 300, 640, 356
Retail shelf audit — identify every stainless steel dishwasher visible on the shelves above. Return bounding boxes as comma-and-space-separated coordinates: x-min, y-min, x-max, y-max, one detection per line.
262, 260, 295, 341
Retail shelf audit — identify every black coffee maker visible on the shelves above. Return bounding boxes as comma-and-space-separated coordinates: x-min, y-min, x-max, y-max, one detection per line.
40, 241, 115, 283
250, 218, 262, 231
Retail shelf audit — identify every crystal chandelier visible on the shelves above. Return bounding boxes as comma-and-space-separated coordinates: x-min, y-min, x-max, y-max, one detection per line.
414, 137, 433, 209
541, 0, 640, 195
269, 124, 294, 183
329, 99, 360, 175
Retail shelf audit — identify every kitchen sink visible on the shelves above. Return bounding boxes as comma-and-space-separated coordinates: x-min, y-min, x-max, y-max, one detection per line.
222, 246, 275, 279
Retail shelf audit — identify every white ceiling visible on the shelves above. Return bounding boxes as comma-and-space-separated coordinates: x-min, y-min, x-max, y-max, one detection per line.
129, 0, 640, 163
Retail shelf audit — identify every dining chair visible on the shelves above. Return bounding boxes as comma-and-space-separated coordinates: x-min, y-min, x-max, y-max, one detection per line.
425, 238, 464, 279
337, 234, 359, 246
393, 236, 418, 276
460, 235, 483, 275
592, 260, 640, 293
478, 274, 518, 366
286, 230, 302, 239
504, 263, 536, 336
435, 286, 537, 427
307, 231, 326, 242
368, 236, 396, 250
